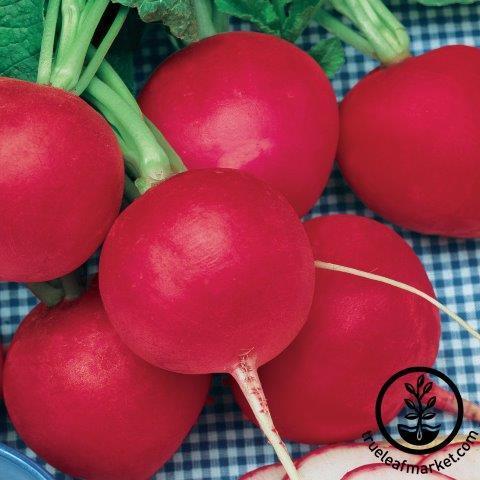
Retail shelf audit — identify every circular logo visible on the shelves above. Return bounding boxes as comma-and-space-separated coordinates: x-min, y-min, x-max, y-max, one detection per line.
375, 367, 463, 455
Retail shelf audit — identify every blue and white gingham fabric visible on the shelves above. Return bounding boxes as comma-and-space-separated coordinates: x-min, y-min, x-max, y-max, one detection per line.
1, 1, 480, 478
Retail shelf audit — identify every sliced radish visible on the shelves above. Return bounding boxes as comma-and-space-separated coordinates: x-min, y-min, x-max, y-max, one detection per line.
240, 463, 285, 479
419, 442, 480, 479
342, 463, 455, 479
287, 444, 419, 480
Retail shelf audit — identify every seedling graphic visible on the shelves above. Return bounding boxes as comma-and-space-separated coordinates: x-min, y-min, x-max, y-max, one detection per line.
397, 374, 441, 446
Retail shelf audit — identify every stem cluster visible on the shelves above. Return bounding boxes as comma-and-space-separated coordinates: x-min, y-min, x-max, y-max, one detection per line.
316, 0, 410, 65
37, 0, 185, 194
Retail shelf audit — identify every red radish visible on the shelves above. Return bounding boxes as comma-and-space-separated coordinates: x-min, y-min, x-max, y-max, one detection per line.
138, 31, 339, 216
338, 45, 480, 237
0, 78, 123, 282
285, 444, 419, 480
240, 463, 285, 480
234, 214, 440, 443
99, 168, 315, 479
342, 463, 455, 479
3, 285, 210, 480
419, 442, 480, 479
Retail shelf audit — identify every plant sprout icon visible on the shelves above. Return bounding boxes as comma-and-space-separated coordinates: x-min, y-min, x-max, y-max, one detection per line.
397, 374, 441, 446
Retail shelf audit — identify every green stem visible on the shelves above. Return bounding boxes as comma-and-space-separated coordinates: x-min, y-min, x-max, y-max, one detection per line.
55, 0, 84, 68
26, 282, 64, 307
50, 0, 110, 90
75, 6, 129, 95
92, 50, 142, 115
272, 0, 287, 22
37, 0, 61, 84
82, 90, 142, 177
323, 0, 410, 65
194, 0, 218, 39
212, 9, 230, 33
145, 119, 186, 174
60, 272, 84, 300
316, 9, 376, 59
168, 34, 184, 51
85, 76, 173, 192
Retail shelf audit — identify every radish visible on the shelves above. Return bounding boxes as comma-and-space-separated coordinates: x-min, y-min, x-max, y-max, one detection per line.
3, 284, 210, 480
312, 1, 480, 236
138, 31, 339, 216
342, 463, 455, 479
0, 78, 123, 282
0, 0, 185, 285
285, 444, 419, 480
234, 214, 441, 443
99, 168, 315, 479
338, 45, 480, 237
240, 463, 286, 480
419, 441, 480, 479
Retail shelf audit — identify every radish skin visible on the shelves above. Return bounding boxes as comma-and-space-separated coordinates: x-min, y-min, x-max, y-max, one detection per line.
100, 168, 315, 479
338, 45, 480, 238
139, 31, 339, 216
4, 286, 210, 480
284, 444, 419, 480
0, 78, 123, 282
235, 215, 440, 443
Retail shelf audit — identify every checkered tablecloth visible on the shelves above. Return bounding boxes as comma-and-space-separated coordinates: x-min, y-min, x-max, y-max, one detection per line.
1, 1, 480, 478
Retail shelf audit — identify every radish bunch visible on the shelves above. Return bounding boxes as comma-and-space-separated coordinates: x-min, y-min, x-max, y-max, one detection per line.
1, 0, 480, 479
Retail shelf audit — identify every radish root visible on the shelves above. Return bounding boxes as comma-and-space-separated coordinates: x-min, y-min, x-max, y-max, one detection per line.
315, 261, 480, 342
232, 354, 300, 480
430, 383, 480, 423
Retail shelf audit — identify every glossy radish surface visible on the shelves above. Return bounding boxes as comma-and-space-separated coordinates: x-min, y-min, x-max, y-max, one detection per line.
342, 463, 455, 479
139, 32, 339, 216
338, 45, 480, 237
100, 168, 315, 479
0, 78, 124, 282
240, 463, 285, 480
100, 168, 314, 374
234, 215, 440, 443
419, 442, 480, 479
3, 286, 210, 480
285, 444, 419, 480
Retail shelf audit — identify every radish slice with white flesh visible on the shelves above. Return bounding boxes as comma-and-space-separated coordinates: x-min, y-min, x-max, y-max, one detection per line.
240, 463, 286, 479
418, 442, 480, 480
342, 463, 455, 479
282, 444, 419, 480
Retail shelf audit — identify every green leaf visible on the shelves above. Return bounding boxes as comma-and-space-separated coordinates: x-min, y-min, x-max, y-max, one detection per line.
113, 0, 200, 43
416, 0, 478, 5
282, 0, 321, 42
0, 0, 44, 81
309, 37, 345, 77
214, 0, 282, 35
